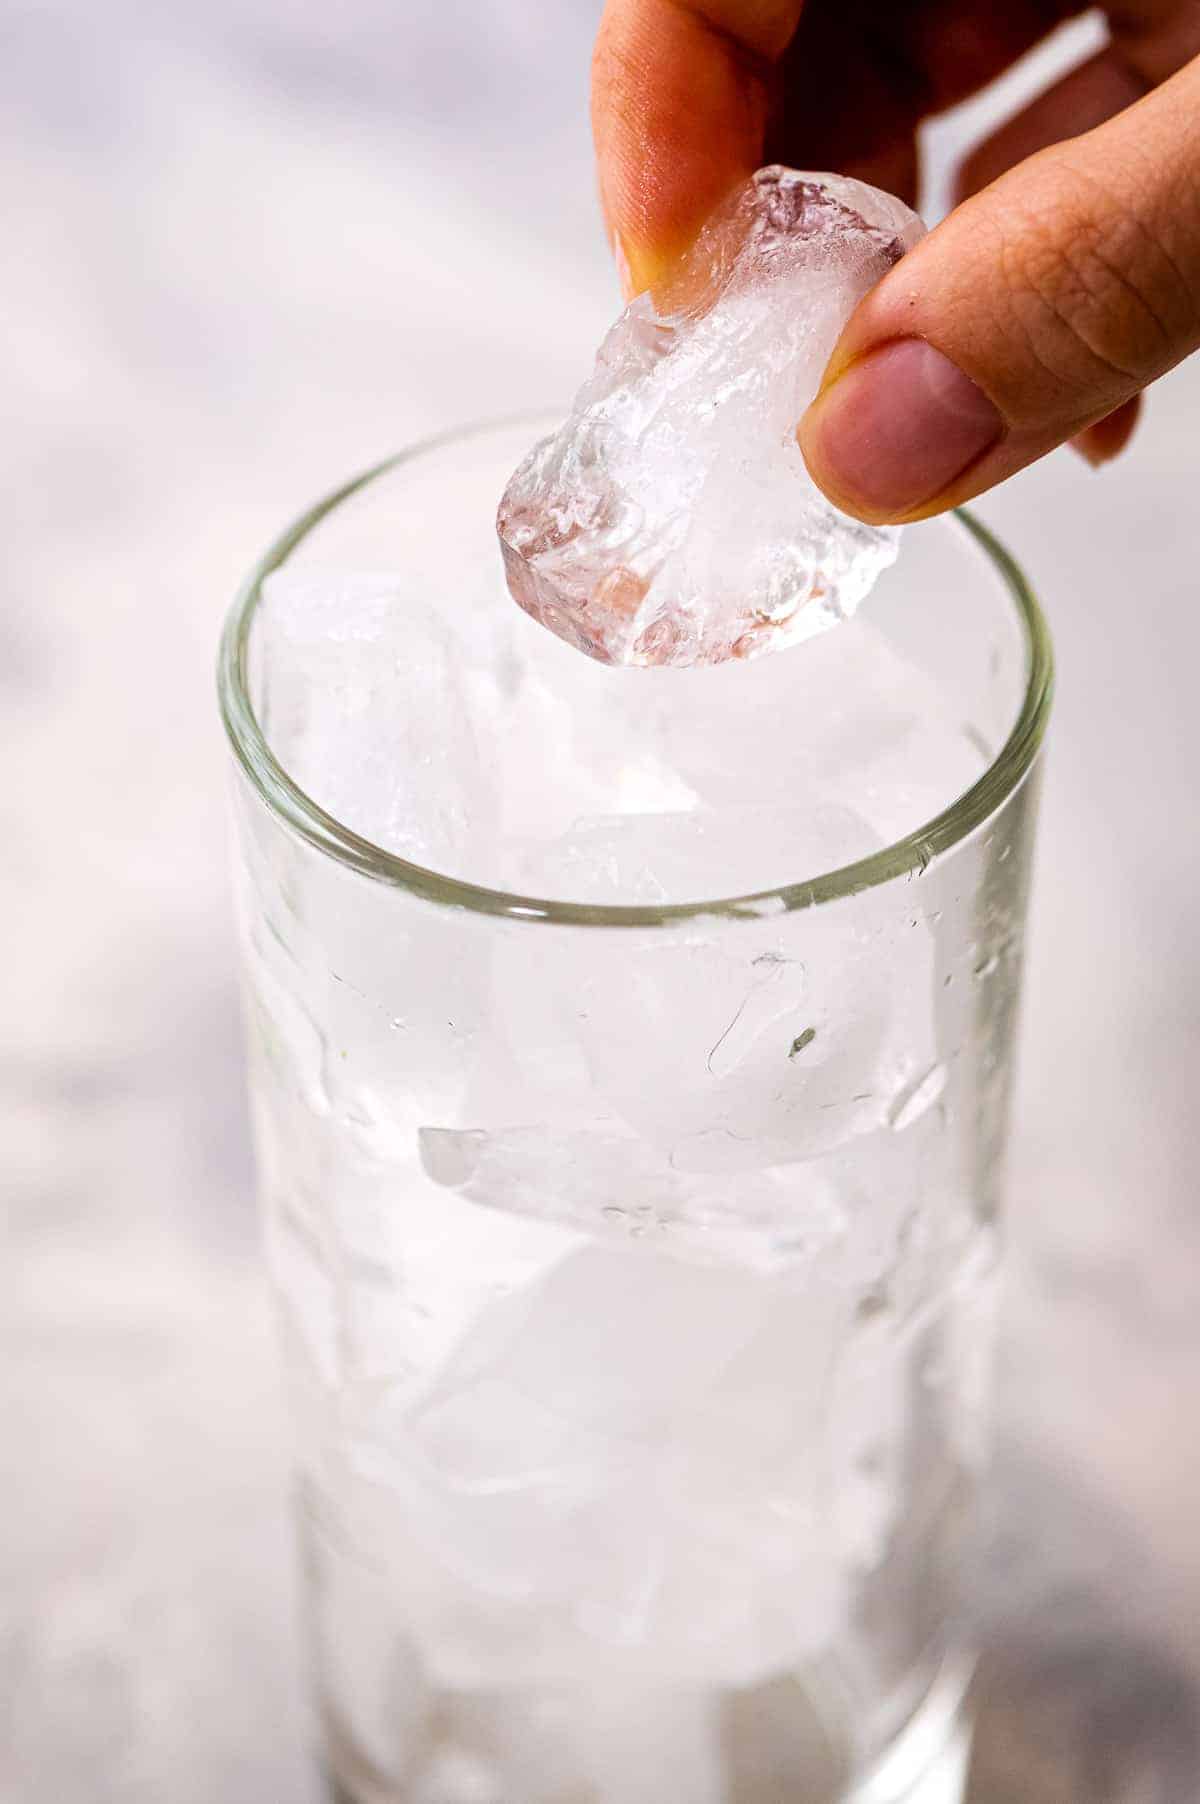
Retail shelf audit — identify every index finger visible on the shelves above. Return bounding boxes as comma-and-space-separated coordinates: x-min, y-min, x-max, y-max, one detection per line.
592, 0, 804, 295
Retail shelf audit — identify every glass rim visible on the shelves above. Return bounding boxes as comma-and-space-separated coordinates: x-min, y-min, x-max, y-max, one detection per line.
217, 415, 1054, 930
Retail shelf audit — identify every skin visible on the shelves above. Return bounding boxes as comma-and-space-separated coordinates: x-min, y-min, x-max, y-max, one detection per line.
592, 1, 1200, 521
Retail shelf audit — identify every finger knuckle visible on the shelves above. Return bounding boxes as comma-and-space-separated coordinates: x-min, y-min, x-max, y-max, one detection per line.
998, 156, 1198, 398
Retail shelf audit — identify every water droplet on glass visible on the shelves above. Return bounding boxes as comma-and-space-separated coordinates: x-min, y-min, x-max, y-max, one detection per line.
418, 1126, 487, 1187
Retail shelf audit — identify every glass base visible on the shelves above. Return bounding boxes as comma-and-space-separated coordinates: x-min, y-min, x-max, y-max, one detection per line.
324, 1656, 973, 1804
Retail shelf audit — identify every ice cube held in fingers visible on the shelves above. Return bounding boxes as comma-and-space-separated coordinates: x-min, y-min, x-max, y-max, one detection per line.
497, 167, 926, 668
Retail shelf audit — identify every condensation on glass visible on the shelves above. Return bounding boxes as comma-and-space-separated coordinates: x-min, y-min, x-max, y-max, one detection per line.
218, 421, 1052, 1804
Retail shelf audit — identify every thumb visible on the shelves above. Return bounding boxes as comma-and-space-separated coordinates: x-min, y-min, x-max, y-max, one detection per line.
798, 56, 1200, 524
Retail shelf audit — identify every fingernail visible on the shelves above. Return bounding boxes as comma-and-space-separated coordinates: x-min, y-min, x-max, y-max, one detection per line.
613, 231, 636, 303
618, 232, 675, 303
800, 339, 1004, 521
1070, 397, 1142, 468
1071, 431, 1107, 469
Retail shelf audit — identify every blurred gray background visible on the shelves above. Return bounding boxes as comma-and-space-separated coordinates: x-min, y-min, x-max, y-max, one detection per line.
4, 3, 1199, 1799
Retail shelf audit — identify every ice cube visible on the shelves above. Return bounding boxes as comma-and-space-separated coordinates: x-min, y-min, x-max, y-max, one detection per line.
404, 1685, 724, 1804
410, 1749, 502, 1804
254, 566, 494, 871
626, 614, 987, 833
313, 1548, 430, 1783
827, 1305, 909, 1573
497, 167, 925, 667
565, 1687, 726, 1804
419, 1122, 847, 1275
440, 1242, 766, 1437
348, 1240, 851, 1685
543, 902, 937, 1171
515, 800, 879, 906
252, 554, 982, 902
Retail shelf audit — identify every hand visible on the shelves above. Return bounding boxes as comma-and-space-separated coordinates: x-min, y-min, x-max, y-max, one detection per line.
592, 1, 1200, 522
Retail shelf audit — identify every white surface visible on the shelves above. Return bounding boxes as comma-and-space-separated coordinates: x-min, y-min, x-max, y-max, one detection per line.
3, 5, 1199, 1798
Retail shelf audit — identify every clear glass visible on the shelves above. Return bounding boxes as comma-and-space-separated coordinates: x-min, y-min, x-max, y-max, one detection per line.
218, 419, 1052, 1804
